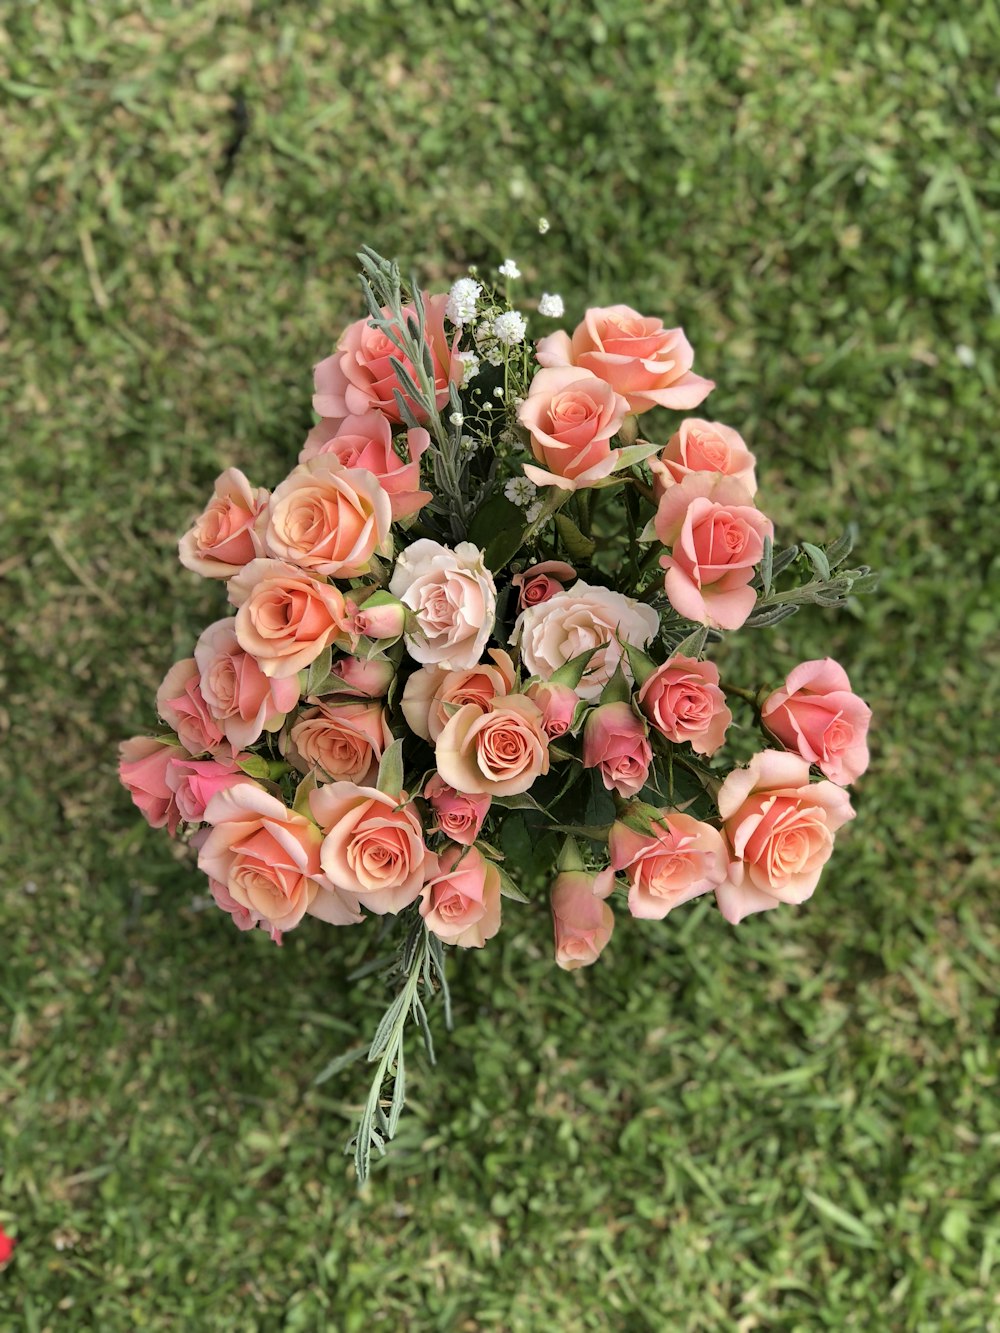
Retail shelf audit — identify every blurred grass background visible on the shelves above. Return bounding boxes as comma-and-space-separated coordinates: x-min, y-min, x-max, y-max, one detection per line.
1, 2, 997, 1328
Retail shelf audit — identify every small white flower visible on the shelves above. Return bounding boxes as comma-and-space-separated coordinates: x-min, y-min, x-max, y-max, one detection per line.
498, 258, 521, 280
504, 476, 537, 507
493, 387, 504, 398
538, 292, 564, 319
525, 499, 544, 522
537, 217, 550, 235
446, 277, 482, 325
458, 350, 480, 386
492, 310, 527, 345
955, 344, 976, 367
460, 434, 479, 456
449, 411, 464, 426
485, 345, 505, 367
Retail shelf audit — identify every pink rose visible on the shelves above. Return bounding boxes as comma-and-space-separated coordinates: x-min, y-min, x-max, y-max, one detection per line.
512, 580, 659, 702
207, 876, 258, 933
328, 653, 395, 698
311, 782, 430, 915
582, 702, 652, 799
511, 560, 577, 611
228, 558, 353, 678
715, 750, 855, 924
637, 655, 732, 757
536, 305, 714, 414
195, 618, 300, 749
436, 694, 550, 797
550, 871, 614, 970
178, 468, 268, 580
156, 658, 226, 756
761, 658, 871, 787
118, 736, 186, 834
390, 539, 497, 670
524, 680, 579, 738
198, 782, 360, 933
401, 649, 517, 742
654, 475, 773, 630
262, 457, 392, 580
594, 812, 729, 919
420, 844, 501, 948
650, 418, 757, 499
312, 293, 462, 429
423, 775, 491, 846
286, 698, 392, 784
300, 411, 432, 521
165, 754, 246, 824
517, 367, 629, 490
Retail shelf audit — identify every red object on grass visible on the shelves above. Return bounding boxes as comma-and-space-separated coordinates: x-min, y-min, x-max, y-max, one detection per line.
0, 1226, 15, 1264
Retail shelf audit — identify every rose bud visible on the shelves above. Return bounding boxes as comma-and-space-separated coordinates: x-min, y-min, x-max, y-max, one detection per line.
582, 702, 652, 798
424, 774, 491, 846
118, 736, 187, 835
551, 870, 615, 971
327, 653, 396, 698
511, 560, 576, 611
525, 680, 579, 738
353, 590, 408, 641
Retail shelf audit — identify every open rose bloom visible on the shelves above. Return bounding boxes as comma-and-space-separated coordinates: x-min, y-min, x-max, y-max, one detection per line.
121, 245, 875, 1179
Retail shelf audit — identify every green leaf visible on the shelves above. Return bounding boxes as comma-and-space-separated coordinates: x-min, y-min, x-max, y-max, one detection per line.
825, 525, 856, 569
624, 641, 658, 687
549, 823, 611, 843
376, 738, 405, 797
314, 1044, 367, 1086
301, 646, 333, 696
236, 754, 272, 780
496, 865, 529, 902
554, 512, 596, 561
760, 534, 773, 599
803, 1190, 876, 1247
469, 493, 523, 551
549, 644, 599, 689
801, 541, 831, 580
614, 439, 661, 470
474, 837, 505, 861
671, 625, 709, 660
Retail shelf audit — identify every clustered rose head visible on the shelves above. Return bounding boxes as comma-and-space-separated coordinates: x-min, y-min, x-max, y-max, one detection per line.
650, 418, 757, 500
518, 366, 629, 490
179, 468, 268, 579
300, 412, 432, 521
421, 844, 501, 949
637, 654, 731, 756
391, 539, 497, 670
761, 658, 871, 787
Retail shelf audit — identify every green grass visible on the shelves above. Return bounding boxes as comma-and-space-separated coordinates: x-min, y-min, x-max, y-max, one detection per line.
2, 1, 998, 1328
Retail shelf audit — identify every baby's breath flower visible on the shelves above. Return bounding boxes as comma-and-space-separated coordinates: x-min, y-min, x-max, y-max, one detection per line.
493, 386, 505, 398
955, 344, 976, 367
537, 217, 550, 235
498, 258, 521, 280
538, 292, 564, 319
525, 499, 544, 522
492, 311, 527, 346
504, 476, 537, 507
446, 277, 482, 325
458, 350, 480, 386
459, 434, 479, 456
485, 345, 505, 367
449, 411, 464, 426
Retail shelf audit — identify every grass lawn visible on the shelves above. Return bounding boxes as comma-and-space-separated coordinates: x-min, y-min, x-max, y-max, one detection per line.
1, 2, 997, 1328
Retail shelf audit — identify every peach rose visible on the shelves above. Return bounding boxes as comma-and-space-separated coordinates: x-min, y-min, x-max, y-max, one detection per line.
715, 750, 855, 924
156, 658, 226, 756
423, 775, 491, 846
165, 754, 246, 824
594, 812, 729, 919
328, 653, 396, 698
654, 474, 773, 630
195, 618, 300, 749
312, 293, 462, 429
262, 457, 392, 580
524, 680, 579, 738
761, 658, 871, 787
436, 694, 550, 797
517, 367, 629, 490
637, 654, 732, 757
401, 649, 517, 742
650, 418, 757, 499
550, 870, 615, 970
286, 698, 392, 784
582, 703, 652, 799
352, 591, 407, 642
536, 305, 714, 414
178, 468, 268, 579
207, 876, 258, 934
198, 782, 361, 933
228, 558, 353, 678
420, 844, 501, 948
118, 736, 186, 834
390, 539, 497, 670
511, 580, 659, 702
300, 411, 433, 521
311, 782, 430, 915
511, 560, 577, 611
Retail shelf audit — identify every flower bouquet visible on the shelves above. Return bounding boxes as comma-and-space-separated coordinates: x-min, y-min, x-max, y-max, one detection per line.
120, 247, 876, 1180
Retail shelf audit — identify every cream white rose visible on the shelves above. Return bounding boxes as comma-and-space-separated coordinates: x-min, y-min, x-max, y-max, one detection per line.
511, 580, 659, 701
389, 539, 497, 670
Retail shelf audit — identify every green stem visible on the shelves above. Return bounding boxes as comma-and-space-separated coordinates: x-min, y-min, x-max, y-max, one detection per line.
721, 682, 758, 706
